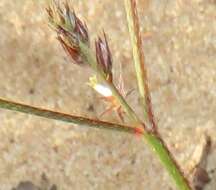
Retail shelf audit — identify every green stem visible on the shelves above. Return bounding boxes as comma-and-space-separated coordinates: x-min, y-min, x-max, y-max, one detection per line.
124, 0, 192, 189
0, 97, 191, 190
0, 98, 135, 134
144, 133, 192, 190
124, 0, 150, 121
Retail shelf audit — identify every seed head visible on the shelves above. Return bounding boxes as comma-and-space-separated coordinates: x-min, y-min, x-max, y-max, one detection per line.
47, 1, 89, 64
95, 32, 113, 82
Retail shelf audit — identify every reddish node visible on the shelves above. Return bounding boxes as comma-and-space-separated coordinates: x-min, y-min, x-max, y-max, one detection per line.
134, 127, 144, 138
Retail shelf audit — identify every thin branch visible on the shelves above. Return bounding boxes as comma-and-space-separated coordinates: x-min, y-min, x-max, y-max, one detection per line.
0, 98, 136, 134
124, 0, 156, 130
0, 98, 192, 190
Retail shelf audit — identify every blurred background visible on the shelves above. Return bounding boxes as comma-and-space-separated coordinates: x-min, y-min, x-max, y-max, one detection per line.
0, 0, 215, 189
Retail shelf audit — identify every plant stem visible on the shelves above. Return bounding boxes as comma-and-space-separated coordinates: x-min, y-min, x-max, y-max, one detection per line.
0, 99, 192, 190
0, 98, 191, 190
124, 0, 192, 190
124, 0, 156, 129
144, 133, 192, 190
0, 98, 135, 134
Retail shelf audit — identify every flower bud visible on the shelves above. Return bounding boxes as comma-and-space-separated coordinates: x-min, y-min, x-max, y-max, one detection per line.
95, 33, 113, 82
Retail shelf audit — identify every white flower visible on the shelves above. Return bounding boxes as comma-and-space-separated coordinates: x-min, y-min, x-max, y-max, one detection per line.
88, 76, 112, 97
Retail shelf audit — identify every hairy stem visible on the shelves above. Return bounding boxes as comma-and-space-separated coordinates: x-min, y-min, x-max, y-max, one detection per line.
0, 98, 136, 134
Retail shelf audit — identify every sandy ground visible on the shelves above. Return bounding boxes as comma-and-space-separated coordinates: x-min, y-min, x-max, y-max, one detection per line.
0, 0, 215, 190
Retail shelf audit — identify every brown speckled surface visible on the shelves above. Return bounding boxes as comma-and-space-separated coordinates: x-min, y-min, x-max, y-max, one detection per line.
0, 1, 215, 190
